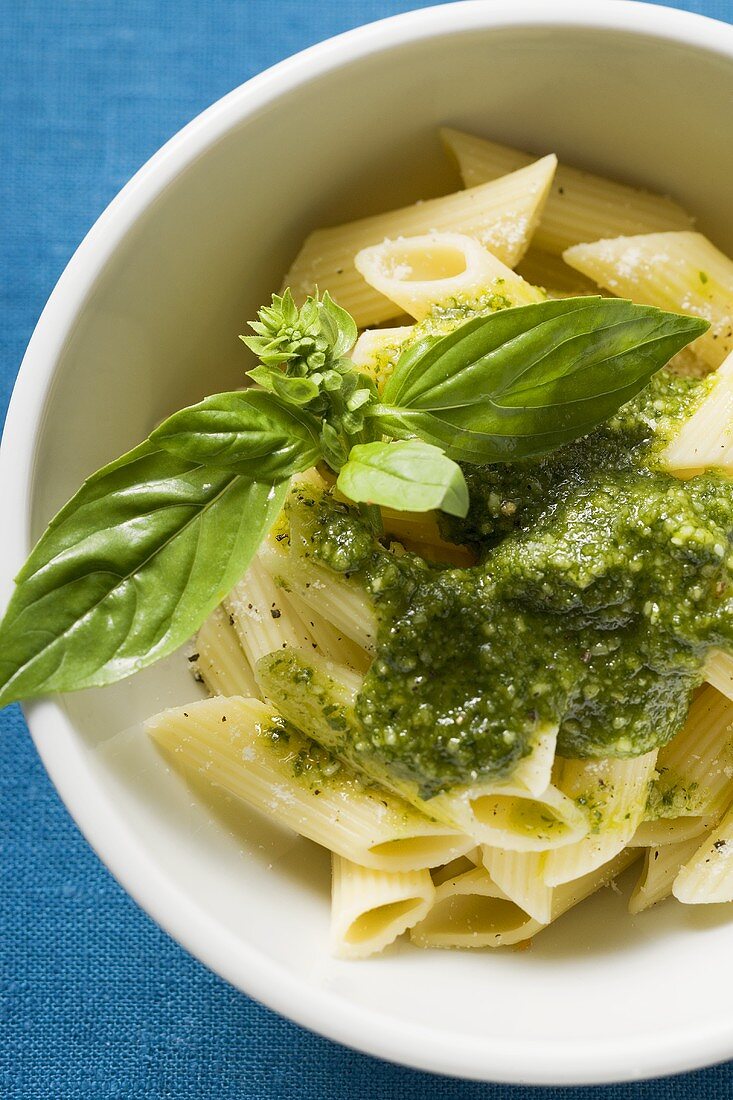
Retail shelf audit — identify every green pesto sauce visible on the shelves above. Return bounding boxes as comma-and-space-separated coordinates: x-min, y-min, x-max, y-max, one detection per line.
290, 372, 733, 800
260, 714, 347, 793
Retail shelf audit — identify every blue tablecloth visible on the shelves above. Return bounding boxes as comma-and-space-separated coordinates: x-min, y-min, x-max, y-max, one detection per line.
2, 2, 733, 1096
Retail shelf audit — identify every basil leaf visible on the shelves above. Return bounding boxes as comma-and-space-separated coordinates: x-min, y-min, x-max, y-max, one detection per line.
246, 365, 321, 407
150, 390, 321, 477
376, 297, 708, 462
0, 442, 287, 705
337, 439, 469, 517
319, 292, 358, 358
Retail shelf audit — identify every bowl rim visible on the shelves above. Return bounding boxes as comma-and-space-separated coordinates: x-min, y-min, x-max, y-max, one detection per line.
4, 0, 733, 1085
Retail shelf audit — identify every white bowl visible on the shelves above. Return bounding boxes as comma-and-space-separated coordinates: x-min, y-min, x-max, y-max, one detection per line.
4, 0, 733, 1085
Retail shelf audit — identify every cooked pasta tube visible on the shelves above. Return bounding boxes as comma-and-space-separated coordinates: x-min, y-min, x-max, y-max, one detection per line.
283, 156, 557, 326
282, 589, 371, 674
350, 326, 413, 391
225, 558, 318, 666
193, 605, 259, 698
564, 232, 733, 370
330, 855, 434, 958
255, 647, 589, 851
147, 696, 473, 872
541, 753, 658, 886
674, 804, 733, 904
410, 849, 639, 948
353, 231, 543, 320
663, 351, 733, 475
632, 816, 717, 848
379, 508, 475, 567
705, 650, 733, 701
480, 848, 552, 924
441, 128, 693, 254
258, 538, 378, 653
410, 865, 540, 948
629, 836, 706, 914
640, 686, 733, 841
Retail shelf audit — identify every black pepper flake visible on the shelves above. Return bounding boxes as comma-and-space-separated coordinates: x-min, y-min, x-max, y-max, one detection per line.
228, 613, 235, 626
653, 851, 659, 861
187, 652, 200, 662
714, 839, 727, 851
183, 712, 189, 718
270, 608, 282, 619
558, 186, 565, 195
275, 533, 287, 542
221, 715, 227, 723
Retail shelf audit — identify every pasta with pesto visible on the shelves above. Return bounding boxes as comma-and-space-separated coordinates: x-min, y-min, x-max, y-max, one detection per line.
137, 129, 733, 958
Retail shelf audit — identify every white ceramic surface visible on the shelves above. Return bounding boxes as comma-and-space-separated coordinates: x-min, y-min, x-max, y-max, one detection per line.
3, 0, 733, 1085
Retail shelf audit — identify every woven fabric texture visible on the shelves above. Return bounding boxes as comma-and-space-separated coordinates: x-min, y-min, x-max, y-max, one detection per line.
2, 1, 733, 1097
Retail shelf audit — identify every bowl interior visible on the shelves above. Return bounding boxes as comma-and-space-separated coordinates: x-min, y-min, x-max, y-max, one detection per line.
15, 10, 733, 1085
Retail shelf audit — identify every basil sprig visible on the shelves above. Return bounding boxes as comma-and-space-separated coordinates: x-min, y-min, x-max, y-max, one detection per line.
0, 291, 707, 705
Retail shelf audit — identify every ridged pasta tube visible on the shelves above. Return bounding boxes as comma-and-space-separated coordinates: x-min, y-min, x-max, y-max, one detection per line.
629, 837, 705, 914
663, 351, 733, 474
283, 155, 557, 326
441, 128, 693, 254
705, 650, 733, 702
410, 849, 639, 948
353, 232, 543, 320
193, 606, 258, 698
480, 848, 552, 924
639, 686, 733, 845
409, 865, 540, 948
564, 232, 733, 370
541, 753, 658, 886
147, 696, 474, 872
674, 805, 733, 904
350, 326, 413, 391
330, 855, 434, 958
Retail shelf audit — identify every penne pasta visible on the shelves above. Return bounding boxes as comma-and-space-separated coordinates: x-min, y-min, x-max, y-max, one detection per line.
705, 650, 733, 702
642, 685, 733, 832
674, 804, 733, 904
441, 128, 693, 254
632, 816, 717, 848
354, 231, 543, 320
193, 605, 259, 698
480, 848, 552, 924
409, 864, 541, 948
350, 325, 413, 391
225, 557, 317, 666
147, 696, 474, 873
663, 351, 733, 475
330, 855, 434, 958
411, 849, 639, 948
564, 232, 733, 370
629, 836, 706, 914
259, 537, 378, 653
283, 155, 557, 326
542, 753, 657, 886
